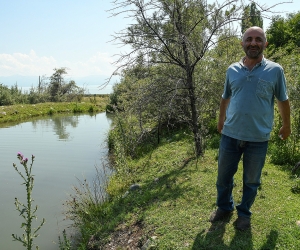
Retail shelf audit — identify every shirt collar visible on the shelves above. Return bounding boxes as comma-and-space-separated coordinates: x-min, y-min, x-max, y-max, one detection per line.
239, 56, 266, 68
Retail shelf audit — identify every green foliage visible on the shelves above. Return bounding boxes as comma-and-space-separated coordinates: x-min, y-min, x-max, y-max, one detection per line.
265, 48, 300, 167
0, 84, 14, 105
268, 111, 300, 166
88, 105, 95, 113
0, 101, 105, 124
63, 166, 111, 247
205, 134, 221, 149
48, 68, 85, 102
47, 107, 56, 115
268, 137, 298, 166
58, 229, 71, 250
0, 83, 26, 105
108, 112, 143, 159
0, 68, 85, 107
12, 153, 45, 250
72, 103, 84, 113
291, 177, 300, 194
267, 12, 300, 55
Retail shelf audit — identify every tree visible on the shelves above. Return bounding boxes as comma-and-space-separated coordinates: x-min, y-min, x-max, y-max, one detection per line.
267, 12, 300, 56
49, 68, 68, 100
109, 0, 283, 157
48, 68, 84, 101
241, 2, 263, 34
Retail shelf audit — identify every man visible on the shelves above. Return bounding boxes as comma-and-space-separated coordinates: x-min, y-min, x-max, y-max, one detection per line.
210, 26, 291, 230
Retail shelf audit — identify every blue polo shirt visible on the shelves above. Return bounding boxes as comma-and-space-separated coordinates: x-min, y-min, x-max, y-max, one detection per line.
222, 57, 288, 142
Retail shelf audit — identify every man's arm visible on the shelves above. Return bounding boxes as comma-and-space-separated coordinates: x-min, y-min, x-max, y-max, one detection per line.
217, 98, 230, 133
277, 99, 291, 140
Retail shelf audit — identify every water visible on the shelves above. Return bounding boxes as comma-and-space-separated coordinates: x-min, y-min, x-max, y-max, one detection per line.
0, 112, 112, 249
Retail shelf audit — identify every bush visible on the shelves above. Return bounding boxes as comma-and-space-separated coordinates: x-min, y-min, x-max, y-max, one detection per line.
206, 134, 221, 149
0, 84, 14, 105
268, 110, 300, 167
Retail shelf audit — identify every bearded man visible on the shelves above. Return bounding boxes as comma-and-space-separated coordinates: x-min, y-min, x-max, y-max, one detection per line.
209, 26, 291, 230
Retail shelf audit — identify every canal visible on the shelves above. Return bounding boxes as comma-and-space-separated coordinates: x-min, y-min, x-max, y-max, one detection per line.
0, 112, 112, 249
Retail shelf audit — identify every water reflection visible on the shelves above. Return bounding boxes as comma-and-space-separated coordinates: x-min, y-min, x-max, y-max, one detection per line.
31, 115, 82, 140
0, 112, 112, 250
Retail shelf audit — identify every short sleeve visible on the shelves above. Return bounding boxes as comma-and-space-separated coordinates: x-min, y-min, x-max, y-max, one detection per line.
274, 67, 288, 102
221, 70, 232, 99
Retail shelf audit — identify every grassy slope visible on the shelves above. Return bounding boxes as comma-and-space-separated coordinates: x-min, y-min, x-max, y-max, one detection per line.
0, 96, 109, 124
100, 131, 300, 249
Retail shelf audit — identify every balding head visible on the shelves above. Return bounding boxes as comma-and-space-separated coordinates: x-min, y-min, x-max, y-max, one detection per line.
243, 26, 267, 43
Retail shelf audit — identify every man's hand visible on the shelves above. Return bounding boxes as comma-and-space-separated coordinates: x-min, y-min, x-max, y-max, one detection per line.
277, 100, 291, 140
278, 126, 291, 140
217, 98, 230, 134
217, 120, 224, 133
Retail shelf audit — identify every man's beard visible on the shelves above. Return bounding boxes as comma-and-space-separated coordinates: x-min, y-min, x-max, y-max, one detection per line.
244, 45, 263, 59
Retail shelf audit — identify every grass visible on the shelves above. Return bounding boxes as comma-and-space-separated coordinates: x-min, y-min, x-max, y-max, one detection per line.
67, 130, 300, 249
0, 95, 109, 124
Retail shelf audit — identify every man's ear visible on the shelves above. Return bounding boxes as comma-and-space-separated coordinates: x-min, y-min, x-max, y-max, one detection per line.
240, 41, 244, 47
265, 42, 269, 48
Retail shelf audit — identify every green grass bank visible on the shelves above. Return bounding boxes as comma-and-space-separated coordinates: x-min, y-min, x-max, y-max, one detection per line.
0, 95, 109, 124
68, 129, 300, 249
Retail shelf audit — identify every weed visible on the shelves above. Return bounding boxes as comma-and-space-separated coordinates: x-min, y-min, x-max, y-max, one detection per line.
63, 163, 112, 246
58, 229, 71, 250
12, 152, 45, 250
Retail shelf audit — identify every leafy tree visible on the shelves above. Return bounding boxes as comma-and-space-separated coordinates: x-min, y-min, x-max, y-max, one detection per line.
267, 12, 300, 55
241, 2, 263, 34
49, 68, 68, 101
48, 68, 84, 102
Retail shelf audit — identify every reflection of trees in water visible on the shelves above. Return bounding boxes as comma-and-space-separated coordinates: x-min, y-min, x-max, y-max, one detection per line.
52, 115, 80, 140
31, 115, 80, 140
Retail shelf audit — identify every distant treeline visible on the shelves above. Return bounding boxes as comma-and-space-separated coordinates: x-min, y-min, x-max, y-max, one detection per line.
0, 68, 86, 106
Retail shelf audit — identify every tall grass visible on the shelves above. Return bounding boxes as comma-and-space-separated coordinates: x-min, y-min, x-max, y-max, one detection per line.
63, 162, 112, 248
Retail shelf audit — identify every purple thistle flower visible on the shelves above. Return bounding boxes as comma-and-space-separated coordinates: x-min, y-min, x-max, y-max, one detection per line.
17, 152, 24, 161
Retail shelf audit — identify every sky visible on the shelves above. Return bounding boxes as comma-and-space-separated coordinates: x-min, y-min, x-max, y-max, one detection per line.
0, 0, 299, 93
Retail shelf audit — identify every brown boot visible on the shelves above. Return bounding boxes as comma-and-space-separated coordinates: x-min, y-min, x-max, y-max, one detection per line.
209, 209, 233, 222
234, 216, 251, 230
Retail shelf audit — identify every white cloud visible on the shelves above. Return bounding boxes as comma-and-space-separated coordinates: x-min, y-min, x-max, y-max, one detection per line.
0, 50, 116, 77
65, 52, 116, 77
0, 50, 57, 76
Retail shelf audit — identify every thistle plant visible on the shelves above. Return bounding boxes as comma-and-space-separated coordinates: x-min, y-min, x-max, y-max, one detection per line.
12, 152, 45, 250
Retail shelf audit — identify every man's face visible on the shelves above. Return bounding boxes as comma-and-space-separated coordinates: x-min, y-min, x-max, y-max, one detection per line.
241, 28, 268, 59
